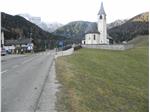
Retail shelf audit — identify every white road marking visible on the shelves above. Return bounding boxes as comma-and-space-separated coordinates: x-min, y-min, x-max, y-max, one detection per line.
22, 58, 34, 64
12, 65, 19, 68
1, 70, 8, 74
22, 60, 29, 64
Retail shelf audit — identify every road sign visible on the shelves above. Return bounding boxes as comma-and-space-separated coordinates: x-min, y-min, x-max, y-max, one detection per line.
59, 41, 64, 47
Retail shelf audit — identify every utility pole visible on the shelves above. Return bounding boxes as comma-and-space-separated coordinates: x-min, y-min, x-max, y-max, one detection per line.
45, 40, 47, 50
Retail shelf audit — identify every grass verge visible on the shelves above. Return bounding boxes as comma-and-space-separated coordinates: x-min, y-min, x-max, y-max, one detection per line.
55, 36, 148, 112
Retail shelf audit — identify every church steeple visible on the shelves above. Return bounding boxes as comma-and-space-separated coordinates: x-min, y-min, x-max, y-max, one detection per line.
97, 2, 108, 44
98, 2, 106, 16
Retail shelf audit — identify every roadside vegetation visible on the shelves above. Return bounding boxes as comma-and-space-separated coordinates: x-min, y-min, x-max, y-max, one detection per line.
56, 35, 148, 112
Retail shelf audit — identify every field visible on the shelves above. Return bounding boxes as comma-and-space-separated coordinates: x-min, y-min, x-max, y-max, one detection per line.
56, 35, 149, 112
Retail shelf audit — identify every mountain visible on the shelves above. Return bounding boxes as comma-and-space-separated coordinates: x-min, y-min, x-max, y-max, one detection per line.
1, 12, 65, 50
53, 20, 128, 40
53, 12, 149, 43
107, 19, 128, 29
53, 21, 96, 40
108, 12, 149, 43
18, 14, 63, 32
129, 12, 149, 22
45, 22, 63, 32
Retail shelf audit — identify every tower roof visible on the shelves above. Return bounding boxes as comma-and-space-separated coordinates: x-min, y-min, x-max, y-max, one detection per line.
98, 2, 106, 16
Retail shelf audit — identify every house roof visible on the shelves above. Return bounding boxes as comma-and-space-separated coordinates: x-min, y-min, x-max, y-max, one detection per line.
5, 38, 33, 46
98, 2, 106, 16
1, 27, 9, 32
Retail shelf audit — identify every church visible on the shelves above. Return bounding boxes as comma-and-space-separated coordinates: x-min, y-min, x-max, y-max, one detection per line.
82, 2, 113, 45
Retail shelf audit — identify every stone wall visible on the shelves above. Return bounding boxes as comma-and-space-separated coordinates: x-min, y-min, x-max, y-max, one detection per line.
81, 44, 134, 50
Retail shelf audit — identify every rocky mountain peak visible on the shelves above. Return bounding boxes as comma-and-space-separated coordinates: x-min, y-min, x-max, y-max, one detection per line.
18, 13, 63, 32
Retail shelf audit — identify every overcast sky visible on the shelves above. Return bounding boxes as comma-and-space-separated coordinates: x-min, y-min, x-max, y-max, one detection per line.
0, 0, 149, 24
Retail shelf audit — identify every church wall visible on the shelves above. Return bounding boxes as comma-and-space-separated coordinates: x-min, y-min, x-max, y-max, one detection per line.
85, 33, 99, 44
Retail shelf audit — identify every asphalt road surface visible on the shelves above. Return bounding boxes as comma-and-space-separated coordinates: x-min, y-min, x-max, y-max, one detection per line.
1, 50, 56, 112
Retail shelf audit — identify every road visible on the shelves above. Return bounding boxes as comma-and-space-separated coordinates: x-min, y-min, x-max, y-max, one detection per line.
1, 50, 56, 112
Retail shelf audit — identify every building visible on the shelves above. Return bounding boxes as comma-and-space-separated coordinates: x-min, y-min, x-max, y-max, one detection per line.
1, 27, 9, 48
4, 38, 34, 54
82, 2, 113, 45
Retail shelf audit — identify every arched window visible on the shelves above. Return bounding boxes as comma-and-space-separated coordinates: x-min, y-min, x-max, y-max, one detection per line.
100, 15, 102, 19
93, 35, 96, 40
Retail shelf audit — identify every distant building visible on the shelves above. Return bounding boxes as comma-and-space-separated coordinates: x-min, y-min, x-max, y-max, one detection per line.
1, 27, 9, 48
4, 38, 34, 54
82, 2, 113, 45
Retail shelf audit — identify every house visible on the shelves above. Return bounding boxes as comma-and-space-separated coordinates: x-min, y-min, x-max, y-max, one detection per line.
82, 2, 113, 45
1, 27, 9, 48
1, 27, 34, 54
4, 38, 34, 54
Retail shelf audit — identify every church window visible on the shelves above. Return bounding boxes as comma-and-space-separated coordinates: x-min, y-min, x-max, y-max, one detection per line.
93, 35, 96, 40
100, 15, 102, 19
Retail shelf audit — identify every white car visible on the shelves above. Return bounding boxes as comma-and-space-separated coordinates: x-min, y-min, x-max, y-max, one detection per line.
1, 48, 7, 56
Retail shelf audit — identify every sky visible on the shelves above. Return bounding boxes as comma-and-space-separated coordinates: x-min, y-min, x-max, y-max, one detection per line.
0, 0, 149, 24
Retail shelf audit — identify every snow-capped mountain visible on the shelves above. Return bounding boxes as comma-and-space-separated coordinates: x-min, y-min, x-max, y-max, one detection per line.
107, 19, 128, 29
18, 14, 63, 32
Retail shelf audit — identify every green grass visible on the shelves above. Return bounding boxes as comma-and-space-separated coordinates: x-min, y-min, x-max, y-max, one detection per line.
128, 35, 149, 47
56, 36, 149, 112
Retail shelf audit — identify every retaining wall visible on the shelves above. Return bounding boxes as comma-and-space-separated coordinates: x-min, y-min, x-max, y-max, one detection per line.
82, 44, 134, 50
55, 48, 74, 58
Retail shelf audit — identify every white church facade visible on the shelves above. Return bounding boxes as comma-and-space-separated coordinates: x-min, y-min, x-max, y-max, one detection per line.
82, 2, 112, 45
85, 33, 100, 44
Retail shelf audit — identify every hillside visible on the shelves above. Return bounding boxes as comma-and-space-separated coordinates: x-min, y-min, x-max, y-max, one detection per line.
107, 19, 127, 29
127, 35, 148, 47
130, 12, 149, 22
108, 12, 149, 43
1, 12, 65, 50
53, 20, 126, 40
53, 21, 96, 40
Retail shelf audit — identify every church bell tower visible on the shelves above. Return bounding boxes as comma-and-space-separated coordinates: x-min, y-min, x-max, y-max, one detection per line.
98, 2, 108, 44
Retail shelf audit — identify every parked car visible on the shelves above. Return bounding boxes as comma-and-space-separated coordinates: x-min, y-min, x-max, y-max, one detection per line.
1, 48, 7, 56
6, 49, 12, 54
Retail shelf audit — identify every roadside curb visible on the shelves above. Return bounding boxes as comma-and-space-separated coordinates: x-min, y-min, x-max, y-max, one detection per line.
35, 57, 60, 112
